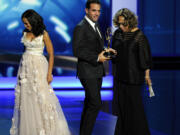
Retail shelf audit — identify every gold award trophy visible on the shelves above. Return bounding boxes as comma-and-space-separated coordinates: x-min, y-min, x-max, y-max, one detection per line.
104, 27, 116, 58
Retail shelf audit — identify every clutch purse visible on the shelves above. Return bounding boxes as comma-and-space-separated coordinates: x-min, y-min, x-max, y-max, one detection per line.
147, 85, 155, 98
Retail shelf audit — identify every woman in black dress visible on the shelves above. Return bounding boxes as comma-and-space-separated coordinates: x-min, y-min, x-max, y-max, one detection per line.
112, 8, 152, 135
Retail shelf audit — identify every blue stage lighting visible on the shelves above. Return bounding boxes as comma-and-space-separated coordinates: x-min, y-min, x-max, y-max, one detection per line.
0, 76, 113, 89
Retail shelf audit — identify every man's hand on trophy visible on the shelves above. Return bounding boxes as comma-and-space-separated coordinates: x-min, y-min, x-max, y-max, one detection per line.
105, 48, 117, 55
98, 51, 111, 62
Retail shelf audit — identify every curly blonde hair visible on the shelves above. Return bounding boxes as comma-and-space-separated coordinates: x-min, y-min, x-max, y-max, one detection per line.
113, 8, 138, 29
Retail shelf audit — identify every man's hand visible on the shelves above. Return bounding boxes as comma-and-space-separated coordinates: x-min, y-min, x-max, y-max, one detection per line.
98, 51, 110, 62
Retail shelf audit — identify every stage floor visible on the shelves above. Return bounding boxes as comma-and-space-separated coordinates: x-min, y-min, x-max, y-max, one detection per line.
1, 70, 180, 135
0, 90, 168, 135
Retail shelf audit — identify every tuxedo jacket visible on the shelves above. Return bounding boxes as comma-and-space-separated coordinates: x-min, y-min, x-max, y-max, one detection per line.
72, 18, 105, 78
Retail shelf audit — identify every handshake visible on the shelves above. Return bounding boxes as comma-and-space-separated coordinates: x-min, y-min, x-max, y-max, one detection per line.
98, 48, 117, 63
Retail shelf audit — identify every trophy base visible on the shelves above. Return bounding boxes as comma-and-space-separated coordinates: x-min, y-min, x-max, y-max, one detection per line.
104, 51, 116, 58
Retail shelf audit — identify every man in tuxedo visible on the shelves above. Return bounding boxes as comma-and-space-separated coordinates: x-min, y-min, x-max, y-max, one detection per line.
72, 0, 116, 135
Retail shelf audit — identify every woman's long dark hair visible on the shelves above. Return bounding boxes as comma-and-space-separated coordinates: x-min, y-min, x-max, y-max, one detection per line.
21, 9, 46, 37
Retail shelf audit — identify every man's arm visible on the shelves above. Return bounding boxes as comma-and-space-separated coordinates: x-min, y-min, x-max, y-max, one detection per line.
73, 25, 109, 66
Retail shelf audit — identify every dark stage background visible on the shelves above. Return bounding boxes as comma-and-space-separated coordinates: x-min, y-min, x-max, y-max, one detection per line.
0, 0, 180, 135
138, 0, 180, 135
0, 0, 111, 77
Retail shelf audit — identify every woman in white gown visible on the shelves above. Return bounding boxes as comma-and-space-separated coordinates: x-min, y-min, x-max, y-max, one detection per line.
10, 9, 71, 135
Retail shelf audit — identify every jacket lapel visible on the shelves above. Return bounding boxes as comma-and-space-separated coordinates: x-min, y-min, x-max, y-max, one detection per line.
96, 24, 104, 48
84, 19, 97, 36
83, 19, 104, 49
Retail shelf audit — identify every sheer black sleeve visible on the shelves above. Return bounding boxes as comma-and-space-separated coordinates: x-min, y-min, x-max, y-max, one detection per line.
112, 29, 123, 63
136, 32, 153, 70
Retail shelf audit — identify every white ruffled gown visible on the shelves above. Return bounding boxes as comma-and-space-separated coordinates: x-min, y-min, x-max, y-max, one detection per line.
10, 32, 71, 135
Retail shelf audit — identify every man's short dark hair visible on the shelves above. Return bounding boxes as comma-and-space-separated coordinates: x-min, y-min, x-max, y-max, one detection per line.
86, 0, 101, 9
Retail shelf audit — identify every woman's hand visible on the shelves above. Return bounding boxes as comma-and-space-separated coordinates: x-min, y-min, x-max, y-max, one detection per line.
47, 74, 53, 84
44, 31, 54, 85
145, 69, 151, 86
145, 76, 152, 86
105, 48, 117, 55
